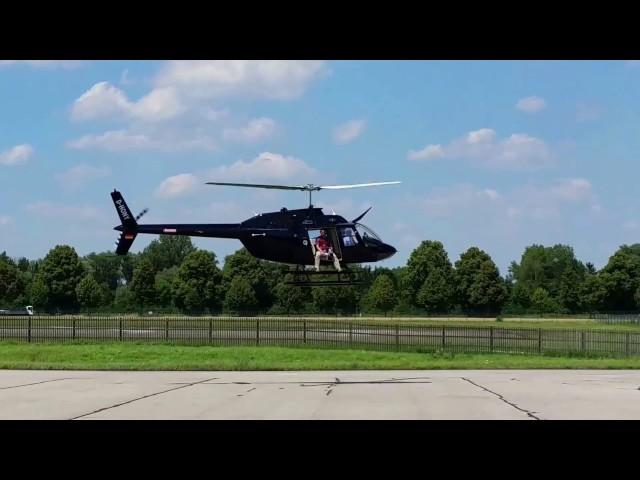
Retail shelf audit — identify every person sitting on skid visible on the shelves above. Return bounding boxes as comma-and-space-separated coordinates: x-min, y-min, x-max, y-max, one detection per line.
314, 229, 342, 272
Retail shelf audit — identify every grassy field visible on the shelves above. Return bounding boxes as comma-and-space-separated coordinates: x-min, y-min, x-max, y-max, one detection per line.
1, 342, 640, 370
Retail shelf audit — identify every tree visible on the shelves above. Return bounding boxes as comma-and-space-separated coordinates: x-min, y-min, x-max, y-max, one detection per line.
224, 276, 259, 314
84, 252, 123, 291
404, 240, 455, 310
505, 282, 532, 313
172, 250, 222, 313
120, 254, 137, 284
129, 258, 157, 308
155, 266, 179, 308
454, 247, 507, 315
140, 235, 196, 273
36, 245, 85, 312
273, 277, 310, 314
312, 284, 358, 315
579, 273, 608, 312
113, 285, 135, 312
222, 248, 282, 310
362, 274, 397, 314
76, 275, 104, 311
599, 244, 640, 311
0, 258, 26, 307
509, 244, 587, 313
29, 276, 49, 309
416, 269, 454, 313
530, 287, 560, 314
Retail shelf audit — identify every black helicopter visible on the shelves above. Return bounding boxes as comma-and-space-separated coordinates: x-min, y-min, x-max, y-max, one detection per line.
111, 181, 400, 286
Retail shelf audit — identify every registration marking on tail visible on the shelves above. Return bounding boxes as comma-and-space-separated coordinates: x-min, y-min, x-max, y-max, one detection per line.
163, 228, 177, 233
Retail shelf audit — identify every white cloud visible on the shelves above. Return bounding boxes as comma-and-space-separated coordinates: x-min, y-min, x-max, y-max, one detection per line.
409, 128, 553, 170
25, 202, 101, 220
419, 178, 595, 223
467, 128, 496, 143
155, 152, 317, 199
71, 82, 131, 121
0, 144, 34, 166
202, 108, 230, 122
208, 152, 316, 182
0, 215, 12, 226
0, 60, 82, 69
516, 96, 547, 113
71, 82, 184, 122
333, 119, 366, 145
408, 144, 444, 161
133, 87, 184, 121
154, 60, 329, 100
222, 117, 277, 143
482, 188, 500, 200
548, 178, 591, 202
155, 173, 201, 199
67, 129, 216, 152
421, 184, 503, 218
55, 164, 111, 190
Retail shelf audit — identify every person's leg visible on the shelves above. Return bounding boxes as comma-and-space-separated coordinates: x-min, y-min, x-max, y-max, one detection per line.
315, 251, 321, 271
333, 253, 342, 271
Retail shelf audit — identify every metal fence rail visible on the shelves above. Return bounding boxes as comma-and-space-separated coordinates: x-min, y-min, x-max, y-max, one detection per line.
1, 315, 640, 357
593, 313, 640, 325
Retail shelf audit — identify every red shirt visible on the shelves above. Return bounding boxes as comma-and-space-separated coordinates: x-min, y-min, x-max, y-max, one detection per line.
315, 236, 331, 252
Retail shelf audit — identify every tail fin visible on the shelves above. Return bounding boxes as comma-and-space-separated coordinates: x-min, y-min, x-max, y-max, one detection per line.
111, 190, 138, 255
111, 190, 137, 230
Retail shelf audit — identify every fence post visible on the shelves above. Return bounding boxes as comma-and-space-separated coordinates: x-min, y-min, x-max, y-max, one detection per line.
119, 319, 122, 341
581, 331, 586, 352
256, 319, 260, 345
165, 319, 169, 341
303, 320, 307, 344
27, 316, 31, 343
209, 319, 212, 343
73, 319, 76, 340
349, 322, 353, 347
538, 328, 542, 354
395, 324, 400, 351
441, 325, 446, 350
490, 326, 494, 353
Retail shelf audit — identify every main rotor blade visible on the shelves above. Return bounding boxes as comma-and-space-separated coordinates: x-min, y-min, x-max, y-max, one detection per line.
205, 182, 307, 191
319, 181, 401, 190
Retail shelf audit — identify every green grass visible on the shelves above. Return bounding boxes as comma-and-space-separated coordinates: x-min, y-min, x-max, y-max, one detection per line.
1, 342, 640, 370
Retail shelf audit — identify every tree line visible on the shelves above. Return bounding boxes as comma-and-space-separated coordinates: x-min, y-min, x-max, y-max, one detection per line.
1, 236, 640, 315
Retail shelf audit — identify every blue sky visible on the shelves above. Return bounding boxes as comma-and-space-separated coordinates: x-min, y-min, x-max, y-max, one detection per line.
1, 60, 640, 274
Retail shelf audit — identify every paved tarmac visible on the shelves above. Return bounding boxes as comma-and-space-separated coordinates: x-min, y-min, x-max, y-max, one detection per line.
1, 370, 639, 420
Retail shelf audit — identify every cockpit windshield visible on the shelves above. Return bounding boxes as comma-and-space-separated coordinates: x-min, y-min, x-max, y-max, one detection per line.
355, 223, 382, 242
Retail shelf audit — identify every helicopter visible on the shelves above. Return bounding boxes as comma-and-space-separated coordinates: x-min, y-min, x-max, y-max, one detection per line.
111, 181, 400, 286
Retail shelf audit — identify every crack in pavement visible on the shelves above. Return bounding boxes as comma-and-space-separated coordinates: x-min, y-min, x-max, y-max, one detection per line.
461, 377, 540, 420
0, 378, 79, 390
70, 377, 218, 420
197, 377, 432, 387
300, 378, 432, 387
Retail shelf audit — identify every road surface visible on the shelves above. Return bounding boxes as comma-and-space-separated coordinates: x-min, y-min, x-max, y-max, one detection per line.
0, 370, 639, 419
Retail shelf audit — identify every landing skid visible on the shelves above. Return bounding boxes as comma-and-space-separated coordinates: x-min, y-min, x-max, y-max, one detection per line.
285, 265, 366, 287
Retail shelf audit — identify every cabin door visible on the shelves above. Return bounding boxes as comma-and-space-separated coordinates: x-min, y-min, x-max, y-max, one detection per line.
306, 227, 342, 260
